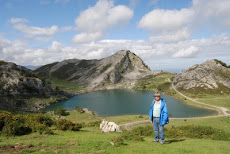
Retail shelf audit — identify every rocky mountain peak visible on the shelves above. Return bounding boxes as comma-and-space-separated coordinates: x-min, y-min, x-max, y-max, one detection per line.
173, 59, 230, 94
33, 50, 155, 90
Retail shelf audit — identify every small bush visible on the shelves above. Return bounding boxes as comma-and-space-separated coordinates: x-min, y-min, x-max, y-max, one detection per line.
30, 114, 54, 127
111, 136, 126, 146
54, 107, 69, 116
130, 126, 153, 137
85, 120, 101, 127
35, 124, 54, 135
56, 119, 82, 131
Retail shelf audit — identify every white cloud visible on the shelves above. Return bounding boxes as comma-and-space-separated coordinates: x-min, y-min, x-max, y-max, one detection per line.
138, 0, 230, 43
138, 8, 194, 32
149, 28, 190, 43
72, 32, 104, 44
1, 33, 230, 69
172, 46, 199, 58
9, 18, 73, 41
192, 0, 230, 29
73, 0, 133, 43
9, 18, 28, 24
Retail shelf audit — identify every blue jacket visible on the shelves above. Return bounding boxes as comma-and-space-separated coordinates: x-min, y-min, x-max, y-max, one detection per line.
149, 98, 169, 126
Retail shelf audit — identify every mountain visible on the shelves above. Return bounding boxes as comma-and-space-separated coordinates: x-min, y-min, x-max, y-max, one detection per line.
33, 50, 155, 90
172, 59, 230, 94
0, 60, 72, 111
23, 65, 42, 70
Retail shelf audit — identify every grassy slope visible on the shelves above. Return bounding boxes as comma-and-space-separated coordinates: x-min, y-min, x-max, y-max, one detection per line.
135, 72, 175, 92
1, 112, 230, 153
183, 93, 230, 111
46, 77, 86, 93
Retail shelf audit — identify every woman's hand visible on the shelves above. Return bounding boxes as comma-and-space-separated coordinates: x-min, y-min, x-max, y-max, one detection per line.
149, 117, 152, 123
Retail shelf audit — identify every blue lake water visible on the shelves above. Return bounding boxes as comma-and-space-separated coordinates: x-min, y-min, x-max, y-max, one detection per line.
45, 89, 218, 117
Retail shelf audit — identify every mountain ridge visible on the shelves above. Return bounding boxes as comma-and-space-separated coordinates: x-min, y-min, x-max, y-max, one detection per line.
33, 50, 156, 90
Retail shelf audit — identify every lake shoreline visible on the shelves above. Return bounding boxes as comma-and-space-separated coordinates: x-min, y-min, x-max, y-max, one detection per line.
74, 88, 221, 115
45, 88, 219, 118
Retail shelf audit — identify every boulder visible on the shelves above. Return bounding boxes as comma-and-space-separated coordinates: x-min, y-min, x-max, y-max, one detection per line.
99, 120, 122, 133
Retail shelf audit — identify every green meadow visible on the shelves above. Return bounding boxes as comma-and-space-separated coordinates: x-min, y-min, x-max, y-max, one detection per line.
0, 110, 230, 153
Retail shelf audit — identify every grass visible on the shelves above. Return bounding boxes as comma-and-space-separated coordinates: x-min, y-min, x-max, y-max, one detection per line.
61, 110, 101, 123
185, 93, 230, 110
1, 110, 230, 153
47, 77, 86, 93
25, 96, 67, 105
135, 72, 175, 92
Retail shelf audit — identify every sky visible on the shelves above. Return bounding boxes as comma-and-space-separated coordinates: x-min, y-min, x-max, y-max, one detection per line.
0, 0, 230, 73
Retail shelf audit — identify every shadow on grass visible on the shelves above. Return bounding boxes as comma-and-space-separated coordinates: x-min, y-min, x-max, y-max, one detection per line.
164, 139, 185, 144
79, 129, 90, 132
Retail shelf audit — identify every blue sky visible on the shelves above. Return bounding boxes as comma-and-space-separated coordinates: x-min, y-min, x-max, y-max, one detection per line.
0, 0, 230, 72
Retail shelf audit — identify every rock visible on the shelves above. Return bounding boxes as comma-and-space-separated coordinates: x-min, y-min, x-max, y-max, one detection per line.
173, 59, 230, 94
0, 60, 72, 111
100, 120, 122, 133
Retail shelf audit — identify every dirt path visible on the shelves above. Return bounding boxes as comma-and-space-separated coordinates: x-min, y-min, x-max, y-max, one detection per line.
119, 115, 227, 131
171, 82, 229, 116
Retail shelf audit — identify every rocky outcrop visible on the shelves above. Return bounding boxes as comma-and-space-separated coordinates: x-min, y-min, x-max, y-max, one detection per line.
34, 50, 156, 90
100, 120, 122, 133
0, 60, 72, 111
173, 59, 230, 94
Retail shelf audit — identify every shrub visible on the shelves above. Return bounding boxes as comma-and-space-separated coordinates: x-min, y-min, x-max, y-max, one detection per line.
85, 120, 101, 127
25, 114, 54, 134
31, 114, 54, 127
56, 119, 82, 131
214, 59, 230, 68
130, 126, 153, 137
54, 107, 69, 116
0, 111, 83, 136
0, 111, 12, 131
0, 112, 55, 136
111, 136, 126, 146
35, 123, 54, 135
119, 124, 230, 142
165, 125, 230, 141
1, 114, 32, 136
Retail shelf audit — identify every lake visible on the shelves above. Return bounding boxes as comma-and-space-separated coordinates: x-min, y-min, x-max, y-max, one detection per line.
45, 89, 218, 117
